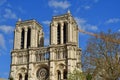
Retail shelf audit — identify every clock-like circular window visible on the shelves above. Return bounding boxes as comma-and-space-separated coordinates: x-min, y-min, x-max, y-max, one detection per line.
36, 68, 49, 80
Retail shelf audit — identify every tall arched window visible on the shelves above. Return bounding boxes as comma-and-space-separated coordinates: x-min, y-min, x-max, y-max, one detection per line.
21, 29, 24, 49
57, 70, 61, 80
25, 73, 28, 80
19, 74, 22, 80
57, 23, 61, 44
63, 70, 67, 79
27, 28, 31, 48
63, 22, 67, 43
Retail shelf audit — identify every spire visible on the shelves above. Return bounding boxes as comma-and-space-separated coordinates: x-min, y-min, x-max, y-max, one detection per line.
67, 10, 70, 14
18, 18, 22, 22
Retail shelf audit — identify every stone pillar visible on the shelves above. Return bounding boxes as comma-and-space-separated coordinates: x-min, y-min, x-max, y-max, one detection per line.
60, 23, 64, 44
68, 23, 72, 42
50, 23, 53, 44
76, 29, 78, 46
12, 54, 15, 64
14, 53, 17, 64
22, 73, 25, 80
61, 70, 63, 80
50, 62, 55, 80
31, 51, 35, 62
14, 28, 21, 49
31, 28, 36, 47
24, 28, 28, 49
74, 27, 77, 43
67, 46, 74, 74
55, 24, 58, 44
73, 27, 76, 43
14, 30, 17, 49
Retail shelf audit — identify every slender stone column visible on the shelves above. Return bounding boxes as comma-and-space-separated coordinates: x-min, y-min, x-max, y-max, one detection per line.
14, 28, 21, 49
74, 27, 77, 43
55, 24, 58, 44
14, 54, 17, 64
68, 23, 72, 42
60, 23, 64, 44
24, 28, 28, 49
72, 26, 74, 42
61, 70, 63, 80
22, 74, 25, 80
50, 23, 53, 44
14, 30, 17, 49
12, 54, 15, 64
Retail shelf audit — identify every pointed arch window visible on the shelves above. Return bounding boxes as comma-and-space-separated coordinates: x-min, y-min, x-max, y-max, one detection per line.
57, 23, 61, 44
19, 74, 22, 80
63, 70, 67, 79
25, 73, 28, 80
27, 28, 31, 48
21, 29, 24, 49
63, 22, 68, 43
57, 70, 61, 80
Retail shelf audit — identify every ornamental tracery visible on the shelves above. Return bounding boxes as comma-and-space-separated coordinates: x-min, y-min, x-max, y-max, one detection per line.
36, 67, 49, 80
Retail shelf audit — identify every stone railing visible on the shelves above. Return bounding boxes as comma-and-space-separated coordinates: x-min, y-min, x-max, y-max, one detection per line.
35, 47, 50, 62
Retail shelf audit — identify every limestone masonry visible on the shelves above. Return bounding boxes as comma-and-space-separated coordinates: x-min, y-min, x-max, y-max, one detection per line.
9, 11, 82, 80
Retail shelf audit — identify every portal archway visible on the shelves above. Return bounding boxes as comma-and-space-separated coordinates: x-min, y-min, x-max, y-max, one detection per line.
57, 70, 61, 80
18, 73, 22, 80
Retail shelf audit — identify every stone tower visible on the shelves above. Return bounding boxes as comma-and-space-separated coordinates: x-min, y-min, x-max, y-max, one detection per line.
9, 11, 82, 80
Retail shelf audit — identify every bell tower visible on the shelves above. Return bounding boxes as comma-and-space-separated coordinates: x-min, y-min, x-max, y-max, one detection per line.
50, 11, 78, 46
14, 19, 44, 50
10, 20, 44, 80
49, 11, 81, 80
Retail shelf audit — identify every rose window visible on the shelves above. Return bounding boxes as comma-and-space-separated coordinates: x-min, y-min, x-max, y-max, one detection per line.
37, 68, 49, 80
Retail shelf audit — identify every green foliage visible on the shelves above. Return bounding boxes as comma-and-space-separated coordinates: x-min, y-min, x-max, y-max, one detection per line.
68, 69, 85, 80
9, 77, 13, 80
86, 73, 92, 80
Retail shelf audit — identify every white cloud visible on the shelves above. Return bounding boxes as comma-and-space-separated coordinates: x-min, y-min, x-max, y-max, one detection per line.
75, 17, 86, 30
88, 25, 98, 31
48, 0, 71, 9
3, 8, 17, 19
42, 20, 50, 25
0, 0, 6, 6
18, 7, 26, 14
84, 6, 91, 10
118, 29, 120, 32
75, 17, 98, 31
0, 25, 14, 33
0, 34, 6, 49
106, 18, 120, 24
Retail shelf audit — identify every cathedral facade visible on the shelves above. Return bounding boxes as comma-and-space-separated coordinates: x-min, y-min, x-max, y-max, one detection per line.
9, 11, 82, 80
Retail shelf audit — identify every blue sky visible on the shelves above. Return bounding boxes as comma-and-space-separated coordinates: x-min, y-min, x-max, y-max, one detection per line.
0, 0, 120, 78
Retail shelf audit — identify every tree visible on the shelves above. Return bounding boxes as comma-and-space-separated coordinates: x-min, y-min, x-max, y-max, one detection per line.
9, 77, 13, 80
68, 69, 85, 80
83, 31, 120, 80
86, 73, 92, 80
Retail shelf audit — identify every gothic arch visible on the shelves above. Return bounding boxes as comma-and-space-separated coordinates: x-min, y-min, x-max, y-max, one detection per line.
63, 22, 68, 43
16, 67, 27, 79
56, 63, 65, 70
57, 70, 61, 80
21, 28, 25, 49
63, 69, 67, 79
18, 73, 22, 80
25, 73, 28, 80
57, 23, 61, 44
27, 28, 31, 48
